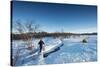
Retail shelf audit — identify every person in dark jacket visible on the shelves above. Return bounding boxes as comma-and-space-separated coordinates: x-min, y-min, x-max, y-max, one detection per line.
38, 39, 45, 53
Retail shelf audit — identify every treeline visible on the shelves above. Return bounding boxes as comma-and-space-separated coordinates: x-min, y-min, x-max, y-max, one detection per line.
11, 32, 97, 40
80, 32, 97, 35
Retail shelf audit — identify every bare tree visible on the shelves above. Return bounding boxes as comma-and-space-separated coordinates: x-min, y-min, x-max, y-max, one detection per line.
25, 20, 40, 49
25, 20, 40, 33
12, 19, 40, 65
14, 20, 40, 49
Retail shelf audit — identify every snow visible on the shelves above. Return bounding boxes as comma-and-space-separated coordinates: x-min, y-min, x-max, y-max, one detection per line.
12, 35, 97, 66
43, 40, 62, 54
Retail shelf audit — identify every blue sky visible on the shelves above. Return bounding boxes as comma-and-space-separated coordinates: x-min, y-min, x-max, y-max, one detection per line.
12, 1, 97, 33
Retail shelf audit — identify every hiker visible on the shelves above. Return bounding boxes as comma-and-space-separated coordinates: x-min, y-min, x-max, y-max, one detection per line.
38, 39, 45, 53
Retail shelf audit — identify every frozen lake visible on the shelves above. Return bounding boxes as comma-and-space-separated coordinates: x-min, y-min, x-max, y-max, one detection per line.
12, 35, 97, 66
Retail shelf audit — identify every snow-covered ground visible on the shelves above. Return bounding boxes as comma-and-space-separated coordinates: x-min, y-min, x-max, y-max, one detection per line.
11, 35, 97, 66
